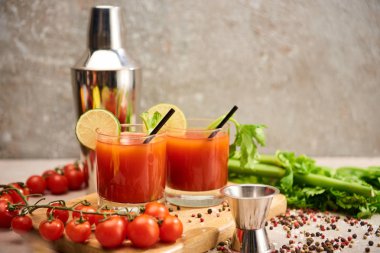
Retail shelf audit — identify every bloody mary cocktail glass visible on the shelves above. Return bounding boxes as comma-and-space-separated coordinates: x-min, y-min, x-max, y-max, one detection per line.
96, 124, 166, 208
165, 119, 229, 207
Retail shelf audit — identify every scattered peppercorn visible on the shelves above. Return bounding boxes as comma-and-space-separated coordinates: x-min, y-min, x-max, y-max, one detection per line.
197, 213, 202, 218
207, 209, 212, 214
369, 241, 374, 246
218, 241, 226, 246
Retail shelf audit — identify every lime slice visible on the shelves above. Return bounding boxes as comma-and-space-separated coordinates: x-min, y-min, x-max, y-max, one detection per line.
146, 103, 187, 132
75, 109, 120, 150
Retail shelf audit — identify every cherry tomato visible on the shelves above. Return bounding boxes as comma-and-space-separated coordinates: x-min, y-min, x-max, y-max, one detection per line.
39, 218, 64, 241
65, 219, 92, 243
63, 163, 77, 174
11, 215, 33, 234
7, 183, 29, 204
159, 215, 183, 243
127, 214, 159, 248
144, 202, 169, 220
0, 199, 17, 228
47, 174, 68, 195
42, 169, 58, 190
42, 169, 58, 178
95, 216, 128, 248
64, 169, 84, 190
0, 192, 13, 203
46, 203, 69, 224
93, 208, 116, 225
26, 175, 46, 195
72, 204, 97, 225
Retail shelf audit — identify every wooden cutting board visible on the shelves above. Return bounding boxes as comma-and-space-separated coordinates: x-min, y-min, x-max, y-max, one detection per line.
30, 193, 286, 253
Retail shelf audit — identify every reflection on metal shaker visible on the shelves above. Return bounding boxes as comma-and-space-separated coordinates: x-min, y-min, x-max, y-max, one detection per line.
71, 6, 141, 193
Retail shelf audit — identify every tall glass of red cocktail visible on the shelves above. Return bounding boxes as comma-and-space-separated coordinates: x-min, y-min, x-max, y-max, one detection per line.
165, 119, 229, 207
96, 124, 166, 208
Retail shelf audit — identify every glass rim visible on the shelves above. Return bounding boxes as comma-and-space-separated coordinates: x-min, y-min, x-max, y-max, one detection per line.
166, 118, 230, 132
96, 124, 165, 140
221, 184, 280, 200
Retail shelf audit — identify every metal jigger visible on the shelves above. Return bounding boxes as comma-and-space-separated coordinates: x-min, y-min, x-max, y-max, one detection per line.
221, 184, 279, 253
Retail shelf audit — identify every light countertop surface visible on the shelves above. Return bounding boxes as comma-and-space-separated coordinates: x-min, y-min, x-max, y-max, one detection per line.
0, 158, 379, 253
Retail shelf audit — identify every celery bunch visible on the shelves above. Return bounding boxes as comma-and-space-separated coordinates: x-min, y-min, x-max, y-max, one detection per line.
227, 121, 380, 218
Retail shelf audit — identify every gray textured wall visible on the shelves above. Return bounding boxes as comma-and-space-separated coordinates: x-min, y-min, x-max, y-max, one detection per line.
0, 0, 379, 158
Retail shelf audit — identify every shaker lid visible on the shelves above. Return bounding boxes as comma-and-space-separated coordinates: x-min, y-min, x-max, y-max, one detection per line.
88, 5, 123, 50
72, 5, 140, 70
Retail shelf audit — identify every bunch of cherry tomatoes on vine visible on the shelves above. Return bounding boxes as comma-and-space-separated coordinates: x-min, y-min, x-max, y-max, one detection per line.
0, 162, 183, 249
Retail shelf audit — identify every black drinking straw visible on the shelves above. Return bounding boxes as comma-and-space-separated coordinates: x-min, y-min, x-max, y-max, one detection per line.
208, 105, 238, 138
143, 108, 176, 144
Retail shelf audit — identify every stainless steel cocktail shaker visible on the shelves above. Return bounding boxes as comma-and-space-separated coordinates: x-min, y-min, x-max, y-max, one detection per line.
71, 6, 141, 193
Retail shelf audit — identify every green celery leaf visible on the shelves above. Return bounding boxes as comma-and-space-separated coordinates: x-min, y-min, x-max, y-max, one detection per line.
302, 187, 325, 197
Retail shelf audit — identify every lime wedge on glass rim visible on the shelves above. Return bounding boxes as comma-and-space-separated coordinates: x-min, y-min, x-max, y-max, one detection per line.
75, 109, 121, 150
145, 103, 187, 132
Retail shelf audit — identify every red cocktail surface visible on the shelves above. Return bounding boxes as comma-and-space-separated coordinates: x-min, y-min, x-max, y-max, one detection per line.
96, 132, 166, 203
166, 131, 229, 191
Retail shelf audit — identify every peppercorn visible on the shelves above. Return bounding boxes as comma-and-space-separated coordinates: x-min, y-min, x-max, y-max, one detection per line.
168, 207, 173, 212
365, 247, 370, 252
369, 241, 374, 246
207, 209, 212, 214
306, 237, 314, 246
197, 213, 202, 218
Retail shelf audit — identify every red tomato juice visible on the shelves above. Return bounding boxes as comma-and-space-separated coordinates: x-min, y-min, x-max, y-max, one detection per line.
96, 133, 166, 203
166, 131, 229, 191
